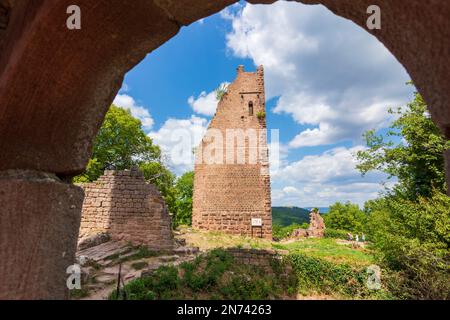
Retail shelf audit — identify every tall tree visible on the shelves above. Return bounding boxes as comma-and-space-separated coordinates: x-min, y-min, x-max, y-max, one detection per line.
324, 202, 367, 232
173, 171, 194, 227
356, 89, 449, 199
75, 105, 161, 182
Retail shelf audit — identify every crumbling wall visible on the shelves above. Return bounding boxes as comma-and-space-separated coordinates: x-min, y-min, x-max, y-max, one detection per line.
79, 169, 173, 250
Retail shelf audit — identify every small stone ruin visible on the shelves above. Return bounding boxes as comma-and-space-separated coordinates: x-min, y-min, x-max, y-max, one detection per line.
291, 210, 326, 238
78, 168, 174, 250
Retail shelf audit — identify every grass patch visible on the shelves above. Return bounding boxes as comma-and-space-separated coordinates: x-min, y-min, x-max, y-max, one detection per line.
179, 227, 273, 251
288, 253, 394, 299
110, 249, 296, 300
273, 238, 374, 267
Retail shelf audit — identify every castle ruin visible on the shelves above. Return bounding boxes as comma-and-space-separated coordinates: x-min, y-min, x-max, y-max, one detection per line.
192, 65, 272, 239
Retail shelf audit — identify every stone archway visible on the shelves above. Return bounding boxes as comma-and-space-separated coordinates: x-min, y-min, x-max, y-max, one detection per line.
0, 0, 448, 299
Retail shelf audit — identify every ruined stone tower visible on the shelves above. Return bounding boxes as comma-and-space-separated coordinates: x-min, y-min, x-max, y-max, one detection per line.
192, 65, 272, 239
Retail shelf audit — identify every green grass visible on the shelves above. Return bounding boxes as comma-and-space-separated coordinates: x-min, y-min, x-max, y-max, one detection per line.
288, 253, 394, 299
273, 238, 374, 267
109, 249, 297, 300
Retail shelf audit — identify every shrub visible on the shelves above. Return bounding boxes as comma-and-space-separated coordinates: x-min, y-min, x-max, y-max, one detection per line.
256, 111, 266, 120
366, 190, 450, 299
110, 265, 180, 300
288, 253, 392, 299
111, 249, 296, 300
324, 202, 367, 232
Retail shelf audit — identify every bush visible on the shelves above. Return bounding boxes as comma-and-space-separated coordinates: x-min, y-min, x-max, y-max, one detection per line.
366, 190, 450, 299
111, 249, 296, 300
288, 253, 392, 299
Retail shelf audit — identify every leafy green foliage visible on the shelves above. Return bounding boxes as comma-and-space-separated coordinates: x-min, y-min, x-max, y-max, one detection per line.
356, 88, 450, 299
110, 249, 296, 300
173, 171, 194, 227
215, 83, 228, 101
364, 190, 450, 299
256, 111, 266, 120
140, 161, 177, 214
75, 105, 161, 182
356, 90, 449, 199
324, 202, 367, 232
272, 207, 310, 226
288, 253, 391, 299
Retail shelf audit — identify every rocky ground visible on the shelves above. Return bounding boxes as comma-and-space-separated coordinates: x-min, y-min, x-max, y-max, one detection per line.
73, 239, 200, 300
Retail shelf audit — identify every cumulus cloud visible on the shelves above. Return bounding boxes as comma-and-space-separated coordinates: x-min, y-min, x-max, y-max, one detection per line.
271, 146, 392, 207
224, 2, 412, 148
149, 116, 209, 175
188, 82, 229, 116
113, 94, 154, 130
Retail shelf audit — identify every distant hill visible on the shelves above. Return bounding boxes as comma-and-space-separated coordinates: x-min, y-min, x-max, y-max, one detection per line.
272, 207, 311, 226
304, 207, 330, 214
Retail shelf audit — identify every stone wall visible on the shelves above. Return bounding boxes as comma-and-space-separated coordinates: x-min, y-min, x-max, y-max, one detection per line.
79, 168, 173, 250
225, 248, 292, 276
192, 66, 272, 239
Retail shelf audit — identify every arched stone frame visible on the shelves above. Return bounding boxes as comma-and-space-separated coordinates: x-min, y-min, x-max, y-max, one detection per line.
0, 0, 448, 299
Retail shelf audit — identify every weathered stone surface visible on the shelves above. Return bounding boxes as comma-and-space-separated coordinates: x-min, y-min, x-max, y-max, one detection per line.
79, 169, 174, 249
0, 170, 83, 300
192, 66, 272, 239
307, 211, 325, 238
291, 228, 308, 238
291, 210, 325, 238
77, 232, 110, 251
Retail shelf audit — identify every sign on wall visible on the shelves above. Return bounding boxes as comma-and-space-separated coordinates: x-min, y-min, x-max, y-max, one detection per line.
251, 218, 262, 227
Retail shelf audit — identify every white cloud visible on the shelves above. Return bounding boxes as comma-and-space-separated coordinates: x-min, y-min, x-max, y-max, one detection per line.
149, 116, 209, 175
113, 94, 154, 130
224, 2, 412, 148
188, 82, 229, 116
271, 146, 393, 207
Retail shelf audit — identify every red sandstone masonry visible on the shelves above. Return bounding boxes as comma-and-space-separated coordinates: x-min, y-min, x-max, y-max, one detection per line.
193, 66, 272, 239
79, 168, 173, 250
225, 248, 292, 276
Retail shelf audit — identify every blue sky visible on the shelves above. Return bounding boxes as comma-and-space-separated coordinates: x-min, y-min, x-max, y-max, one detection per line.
113, 1, 414, 208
